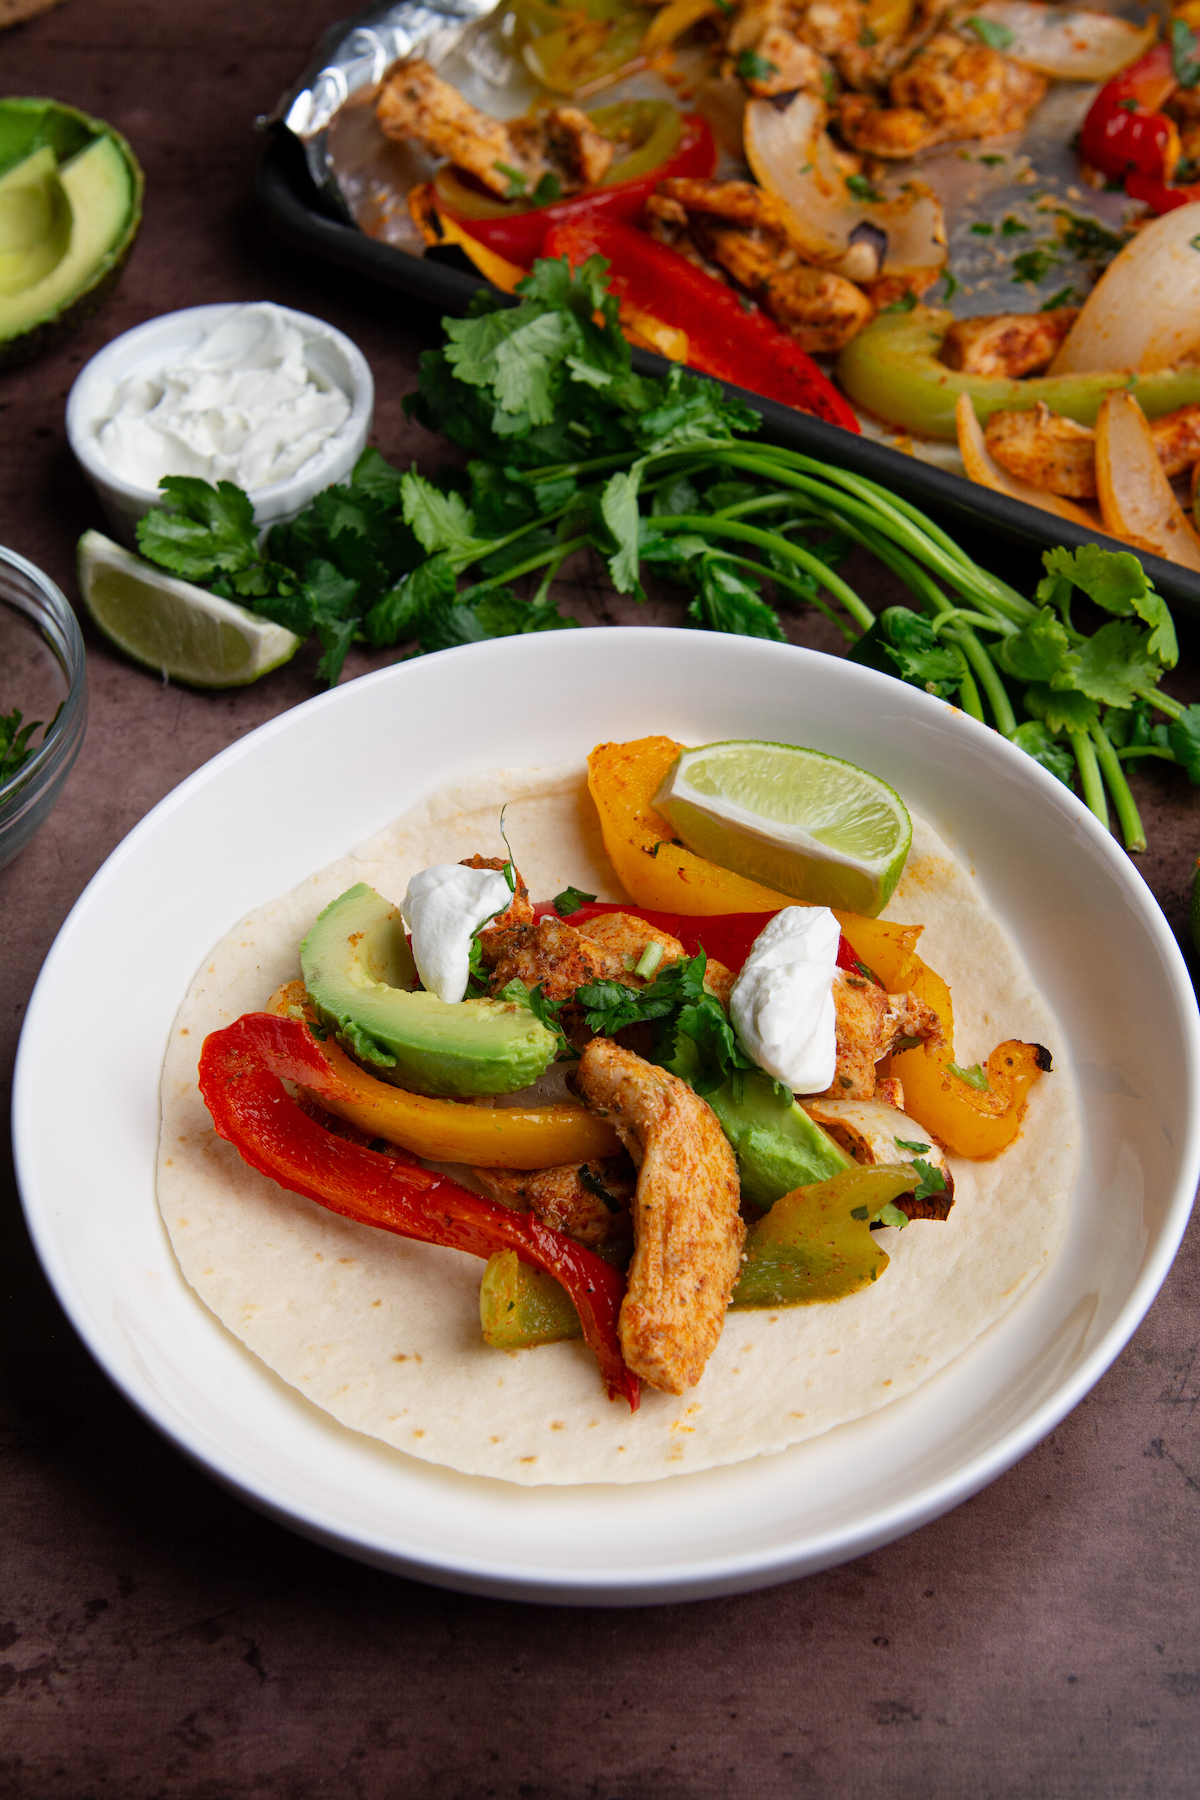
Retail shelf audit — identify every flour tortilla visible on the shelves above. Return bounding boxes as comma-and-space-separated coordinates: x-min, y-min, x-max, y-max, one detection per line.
157, 759, 1078, 1486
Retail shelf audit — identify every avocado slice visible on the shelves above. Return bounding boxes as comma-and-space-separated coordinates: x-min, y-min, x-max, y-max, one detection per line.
0, 146, 71, 296
0, 100, 143, 371
301, 883, 560, 1099
665, 1036, 851, 1207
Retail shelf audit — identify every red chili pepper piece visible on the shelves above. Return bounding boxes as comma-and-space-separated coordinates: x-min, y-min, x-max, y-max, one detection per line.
450, 113, 716, 268
1124, 170, 1200, 212
197, 1011, 639, 1410
540, 214, 861, 432
1080, 43, 1180, 185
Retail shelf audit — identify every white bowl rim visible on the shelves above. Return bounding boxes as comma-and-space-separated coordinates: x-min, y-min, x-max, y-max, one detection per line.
12, 628, 1200, 1602
64, 300, 375, 509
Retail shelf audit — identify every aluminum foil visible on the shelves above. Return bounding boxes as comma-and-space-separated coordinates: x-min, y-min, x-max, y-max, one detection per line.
271, 0, 1157, 390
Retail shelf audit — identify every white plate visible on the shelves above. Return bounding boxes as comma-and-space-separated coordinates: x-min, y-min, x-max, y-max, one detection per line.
13, 629, 1199, 1603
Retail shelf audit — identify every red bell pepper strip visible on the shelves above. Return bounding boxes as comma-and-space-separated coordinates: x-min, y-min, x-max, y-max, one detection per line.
535, 898, 870, 980
541, 214, 861, 432
447, 113, 715, 269
198, 1011, 639, 1409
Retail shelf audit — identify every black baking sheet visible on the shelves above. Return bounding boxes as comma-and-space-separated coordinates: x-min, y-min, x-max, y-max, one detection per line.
257, 126, 1200, 619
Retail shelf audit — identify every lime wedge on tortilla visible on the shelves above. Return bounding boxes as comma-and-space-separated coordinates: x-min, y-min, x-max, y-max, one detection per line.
77, 529, 300, 687
653, 739, 912, 916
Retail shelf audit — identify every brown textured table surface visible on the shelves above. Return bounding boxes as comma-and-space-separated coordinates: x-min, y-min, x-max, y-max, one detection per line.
3, 6, 1200, 1795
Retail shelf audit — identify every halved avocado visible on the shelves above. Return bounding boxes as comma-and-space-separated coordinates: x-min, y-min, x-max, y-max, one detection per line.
0, 99, 143, 371
301, 883, 560, 1099
0, 146, 70, 295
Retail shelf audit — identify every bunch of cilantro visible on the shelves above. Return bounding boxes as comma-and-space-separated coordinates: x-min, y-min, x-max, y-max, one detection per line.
133, 251, 1200, 854
134, 255, 762, 684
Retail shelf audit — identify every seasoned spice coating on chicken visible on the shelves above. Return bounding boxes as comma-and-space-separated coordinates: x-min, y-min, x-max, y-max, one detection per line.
377, 59, 613, 198
575, 910, 736, 1001
577, 1039, 744, 1395
483, 914, 607, 1002
648, 178, 874, 353
940, 310, 1078, 379
818, 968, 945, 1100
459, 854, 534, 953
985, 403, 1098, 497
470, 1155, 636, 1249
840, 35, 1046, 156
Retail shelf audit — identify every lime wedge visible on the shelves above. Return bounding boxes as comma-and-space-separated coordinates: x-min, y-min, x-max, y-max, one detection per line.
77, 530, 301, 688
653, 740, 912, 916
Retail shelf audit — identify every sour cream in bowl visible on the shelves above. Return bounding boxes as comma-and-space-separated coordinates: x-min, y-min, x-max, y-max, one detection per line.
65, 301, 373, 547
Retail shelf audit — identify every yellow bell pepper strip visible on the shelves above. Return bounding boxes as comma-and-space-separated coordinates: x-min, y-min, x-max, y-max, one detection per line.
640, 0, 721, 57
836, 307, 1200, 441
835, 916, 1051, 1157
271, 981, 621, 1166
408, 183, 528, 293
198, 1011, 638, 1407
587, 735, 800, 913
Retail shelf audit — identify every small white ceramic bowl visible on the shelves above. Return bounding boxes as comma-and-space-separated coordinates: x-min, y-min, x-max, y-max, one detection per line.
65, 302, 374, 549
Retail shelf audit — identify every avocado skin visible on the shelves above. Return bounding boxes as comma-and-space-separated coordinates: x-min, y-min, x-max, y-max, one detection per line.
0, 100, 143, 372
666, 1037, 851, 1207
301, 882, 559, 1099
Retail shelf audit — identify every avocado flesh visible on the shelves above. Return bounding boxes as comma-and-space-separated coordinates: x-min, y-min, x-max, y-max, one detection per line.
0, 147, 70, 296
0, 134, 133, 339
665, 1036, 851, 1207
301, 882, 559, 1099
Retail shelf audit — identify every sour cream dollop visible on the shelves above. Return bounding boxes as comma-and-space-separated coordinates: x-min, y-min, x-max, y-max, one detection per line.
729, 906, 840, 1093
94, 303, 352, 491
400, 864, 512, 1005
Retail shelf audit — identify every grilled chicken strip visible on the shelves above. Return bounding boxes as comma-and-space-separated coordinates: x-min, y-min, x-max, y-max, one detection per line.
577, 1039, 744, 1395
840, 35, 1047, 157
984, 401, 1200, 498
817, 968, 945, 1100
459, 854, 534, 957
575, 911, 735, 1003
470, 1156, 635, 1250
483, 914, 607, 1002
941, 309, 1078, 380
649, 178, 873, 354
985, 403, 1098, 498
377, 59, 613, 199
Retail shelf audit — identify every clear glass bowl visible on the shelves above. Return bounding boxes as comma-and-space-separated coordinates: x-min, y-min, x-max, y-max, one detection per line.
0, 547, 88, 871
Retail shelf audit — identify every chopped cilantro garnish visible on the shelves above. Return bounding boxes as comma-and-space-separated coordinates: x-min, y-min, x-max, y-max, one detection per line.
949, 1061, 990, 1091
1040, 286, 1077, 311
964, 15, 1014, 48
1172, 16, 1200, 87
979, 153, 1006, 166
1000, 215, 1029, 237
1011, 246, 1060, 283
493, 160, 528, 199
894, 1136, 931, 1154
911, 1159, 947, 1203
969, 221, 994, 235
882, 291, 917, 313
553, 885, 597, 916
846, 173, 884, 204
736, 49, 780, 80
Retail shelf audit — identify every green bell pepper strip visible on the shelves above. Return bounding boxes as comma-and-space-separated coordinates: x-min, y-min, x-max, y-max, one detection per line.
478, 1164, 924, 1348
836, 307, 1200, 442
